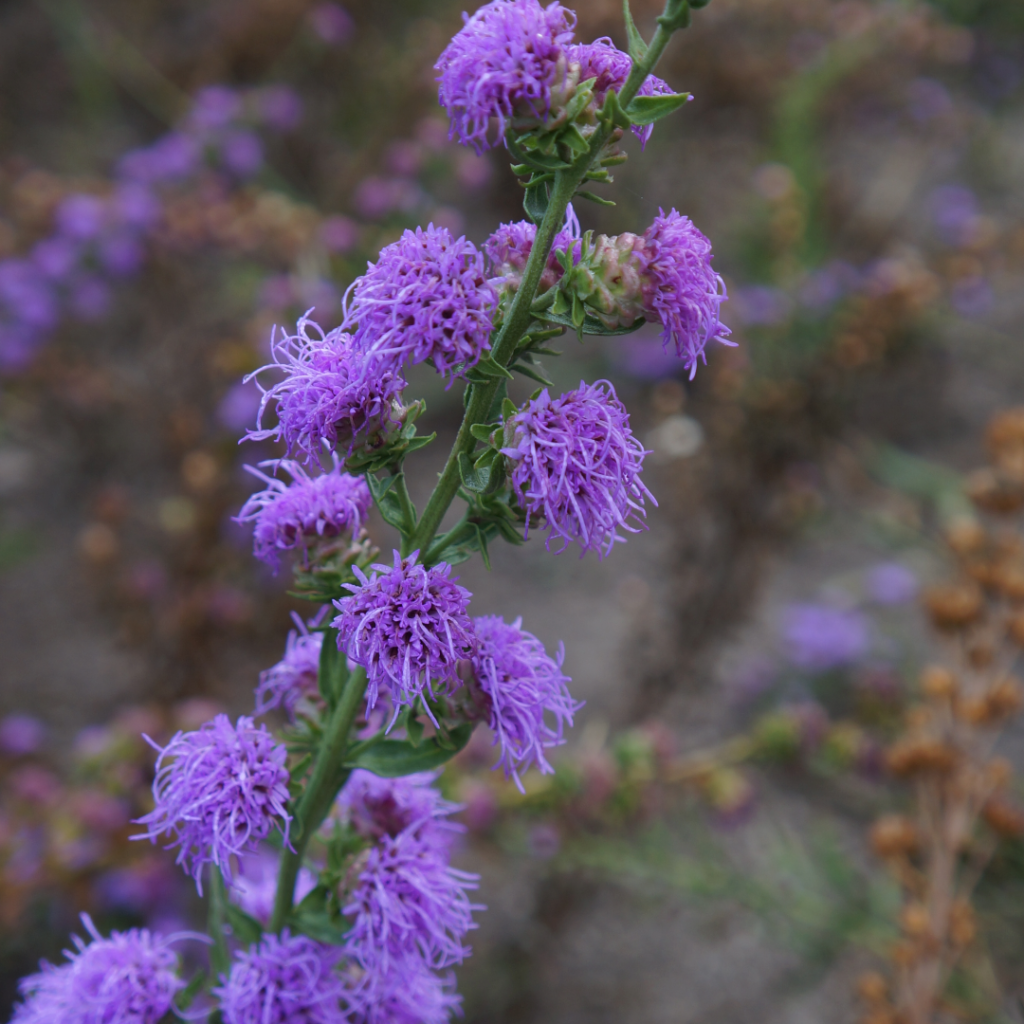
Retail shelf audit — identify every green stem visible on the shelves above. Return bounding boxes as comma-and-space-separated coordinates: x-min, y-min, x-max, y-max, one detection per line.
207, 867, 230, 976
269, 665, 368, 933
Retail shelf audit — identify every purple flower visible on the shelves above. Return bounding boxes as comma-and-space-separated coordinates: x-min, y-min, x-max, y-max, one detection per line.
502, 380, 654, 558
133, 714, 292, 892
256, 86, 304, 132
782, 604, 870, 672
220, 130, 264, 177
339, 771, 461, 847
235, 458, 372, 570
31, 238, 80, 281
113, 183, 161, 230
321, 216, 359, 254
732, 285, 791, 327
218, 381, 262, 432
346, 957, 460, 1024
0, 714, 46, 757
12, 915, 185, 1024
435, 0, 577, 153
56, 195, 107, 241
468, 615, 580, 790
865, 563, 918, 605
930, 185, 978, 247
117, 133, 200, 184
309, 2, 355, 45
566, 37, 679, 147
98, 233, 145, 277
0, 260, 58, 330
345, 225, 497, 381
230, 851, 317, 925
639, 208, 732, 378
332, 552, 475, 719
343, 828, 479, 974
214, 932, 348, 1024
189, 86, 242, 130
245, 313, 405, 464
69, 276, 112, 321
484, 206, 579, 294
255, 621, 324, 717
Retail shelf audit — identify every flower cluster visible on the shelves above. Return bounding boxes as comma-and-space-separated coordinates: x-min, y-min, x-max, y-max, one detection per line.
502, 380, 655, 558
469, 615, 581, 789
11, 915, 185, 1024
485, 204, 580, 295
338, 770, 462, 847
236, 458, 372, 570
436, 0, 577, 152
332, 552, 475, 718
246, 314, 405, 463
133, 715, 292, 890
346, 224, 498, 380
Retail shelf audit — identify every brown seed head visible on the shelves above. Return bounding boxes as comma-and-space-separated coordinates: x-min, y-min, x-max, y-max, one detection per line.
995, 562, 1024, 602
870, 815, 919, 858
922, 582, 984, 630
945, 517, 987, 556
949, 899, 976, 947
965, 468, 1024, 515
987, 408, 1024, 466
857, 972, 889, 1006
955, 694, 992, 725
900, 902, 931, 938
920, 665, 956, 700
988, 677, 1023, 718
890, 940, 918, 968
1009, 611, 1024, 647
982, 797, 1024, 838
887, 738, 958, 777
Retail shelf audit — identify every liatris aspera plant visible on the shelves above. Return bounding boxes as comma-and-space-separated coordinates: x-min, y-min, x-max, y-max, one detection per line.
9, 1, 731, 1019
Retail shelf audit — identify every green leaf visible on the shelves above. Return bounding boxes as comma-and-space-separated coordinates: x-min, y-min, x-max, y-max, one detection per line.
174, 971, 208, 1012
623, 0, 648, 61
458, 452, 491, 494
657, 0, 691, 30
501, 397, 517, 422
538, 310, 648, 337
511, 361, 555, 387
624, 91, 692, 125
485, 379, 509, 422
524, 181, 550, 225
406, 713, 424, 747
317, 627, 346, 706
561, 123, 590, 156
470, 423, 496, 443
402, 434, 436, 455
224, 903, 264, 946
575, 190, 616, 207
291, 908, 350, 946
468, 355, 514, 381
344, 725, 474, 777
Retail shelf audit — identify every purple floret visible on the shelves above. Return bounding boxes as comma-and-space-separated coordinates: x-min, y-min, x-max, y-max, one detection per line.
12, 915, 184, 1024
133, 714, 292, 892
343, 827, 480, 974
346, 956, 461, 1024
567, 37, 680, 148
502, 380, 655, 558
640, 208, 733, 379
469, 615, 580, 791
346, 225, 497, 381
339, 771, 462, 848
484, 204, 580, 294
436, 0, 577, 152
236, 458, 372, 571
214, 932, 348, 1024
245, 313, 405, 464
255, 621, 324, 718
332, 552, 475, 721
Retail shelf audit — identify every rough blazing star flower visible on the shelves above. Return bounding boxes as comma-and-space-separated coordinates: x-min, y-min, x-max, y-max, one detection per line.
254, 621, 324, 718
436, 0, 577, 152
502, 380, 654, 558
214, 932, 348, 1024
339, 770, 461, 847
12, 915, 185, 1024
484, 204, 580, 295
469, 615, 580, 790
639, 208, 732, 378
235, 458, 372, 571
346, 225, 497, 380
230, 850, 317, 925
332, 552, 475, 718
134, 715, 292, 892
566, 37, 679, 147
245, 313, 405, 464
343, 828, 480, 974
346, 956, 460, 1024
782, 604, 870, 672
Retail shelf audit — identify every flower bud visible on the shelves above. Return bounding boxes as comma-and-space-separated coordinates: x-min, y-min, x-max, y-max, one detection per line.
886, 737, 958, 777
945, 517, 986, 556
982, 796, 1024, 837
993, 561, 1024, 601
570, 233, 648, 329
870, 815, 919, 858
856, 971, 889, 1006
987, 676, 1023, 718
965, 467, 1024, 514
922, 582, 984, 631
920, 665, 956, 701
900, 902, 931, 938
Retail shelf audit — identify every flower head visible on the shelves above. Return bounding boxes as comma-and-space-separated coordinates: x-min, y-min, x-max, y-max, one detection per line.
214, 932, 348, 1024
236, 458, 372, 570
469, 615, 580, 790
12, 915, 184, 1024
484, 204, 580, 295
346, 225, 497, 380
134, 715, 291, 892
346, 956, 460, 1024
332, 552, 475, 719
245, 313, 404, 464
782, 604, 870, 672
567, 38, 679, 147
640, 208, 732, 378
339, 771, 461, 847
436, 0, 577, 152
502, 380, 654, 558
255, 622, 324, 718
343, 828, 479, 974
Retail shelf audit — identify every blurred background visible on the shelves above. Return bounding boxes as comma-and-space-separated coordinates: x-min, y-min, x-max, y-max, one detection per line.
0, 0, 1023, 1020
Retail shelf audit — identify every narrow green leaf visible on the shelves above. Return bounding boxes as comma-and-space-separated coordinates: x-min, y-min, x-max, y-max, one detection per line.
471, 355, 514, 381
291, 909, 349, 946
174, 971, 208, 1012
623, 0, 648, 61
575, 190, 616, 207
402, 434, 436, 455
224, 903, 264, 947
538, 310, 648, 337
344, 725, 474, 777
511, 361, 555, 387
561, 123, 590, 155
571, 294, 586, 330
407, 714, 424, 747
524, 181, 550, 225
551, 289, 571, 316
317, 627, 346, 706
624, 91, 692, 125
470, 423, 496, 443
502, 397, 517, 422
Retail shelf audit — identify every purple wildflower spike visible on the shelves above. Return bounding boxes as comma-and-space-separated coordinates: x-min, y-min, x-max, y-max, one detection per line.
468, 615, 580, 790
435, 0, 577, 152
332, 552, 475, 719
346, 957, 461, 1024
235, 458, 372, 571
133, 715, 292, 892
11, 915, 185, 1024
502, 380, 655, 558
245, 313, 405, 464
343, 827, 480, 974
339, 771, 462, 848
566, 38, 680, 148
214, 932, 348, 1024
640, 208, 732, 378
346, 225, 497, 380
255, 619, 324, 718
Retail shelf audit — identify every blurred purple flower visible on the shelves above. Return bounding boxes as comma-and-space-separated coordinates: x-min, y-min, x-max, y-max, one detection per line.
782, 604, 870, 672
98, 234, 144, 277
908, 78, 953, 122
56, 195, 107, 241
31, 238, 79, 281
69, 277, 112, 321
309, 2, 355, 45
733, 285, 791, 326
866, 562, 918, 605
0, 714, 46, 757
230, 850, 317, 925
118, 133, 200, 184
254, 623, 323, 717
220, 130, 264, 177
218, 381, 263, 432
190, 86, 242, 130
930, 185, 979, 247
256, 86, 304, 131
798, 261, 860, 311
346, 957, 460, 1024
0, 260, 59, 330
321, 216, 360, 254
114, 182, 161, 229
951, 276, 994, 319
609, 335, 687, 380
527, 822, 561, 859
